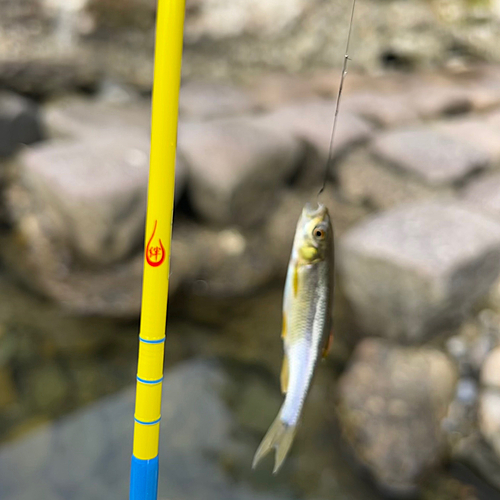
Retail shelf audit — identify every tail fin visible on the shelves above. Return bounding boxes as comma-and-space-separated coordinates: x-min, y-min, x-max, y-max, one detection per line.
252, 414, 297, 474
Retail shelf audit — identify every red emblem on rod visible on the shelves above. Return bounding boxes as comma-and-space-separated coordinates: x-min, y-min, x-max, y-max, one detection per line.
146, 220, 165, 267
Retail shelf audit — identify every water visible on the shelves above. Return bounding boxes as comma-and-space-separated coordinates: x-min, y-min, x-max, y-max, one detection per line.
0, 274, 496, 499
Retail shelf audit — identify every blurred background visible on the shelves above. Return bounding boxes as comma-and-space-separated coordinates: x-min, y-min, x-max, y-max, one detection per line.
2, 0, 500, 499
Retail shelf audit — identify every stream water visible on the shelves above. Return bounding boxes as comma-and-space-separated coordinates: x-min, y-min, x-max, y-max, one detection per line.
0, 271, 498, 500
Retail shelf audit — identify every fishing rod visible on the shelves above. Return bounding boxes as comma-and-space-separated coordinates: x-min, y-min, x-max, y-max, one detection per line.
129, 1, 185, 500
318, 0, 357, 199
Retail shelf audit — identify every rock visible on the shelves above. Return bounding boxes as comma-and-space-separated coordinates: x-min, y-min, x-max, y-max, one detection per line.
481, 346, 500, 388
0, 226, 144, 317
339, 201, 500, 342
173, 222, 276, 297
178, 117, 303, 227
479, 390, 500, 459
255, 101, 372, 186
0, 92, 43, 158
371, 128, 489, 188
15, 133, 151, 266
446, 312, 499, 375
410, 84, 473, 118
338, 148, 448, 211
463, 173, 500, 219
43, 97, 187, 202
342, 90, 418, 127
42, 97, 151, 141
0, 59, 99, 98
179, 81, 258, 120
184, 0, 309, 41
436, 118, 500, 165
338, 338, 457, 495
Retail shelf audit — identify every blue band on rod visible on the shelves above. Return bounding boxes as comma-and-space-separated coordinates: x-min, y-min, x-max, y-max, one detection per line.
135, 416, 162, 426
137, 376, 164, 385
139, 337, 165, 344
130, 455, 159, 500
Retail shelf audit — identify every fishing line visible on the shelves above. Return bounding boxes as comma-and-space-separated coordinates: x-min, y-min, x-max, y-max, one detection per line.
318, 0, 357, 199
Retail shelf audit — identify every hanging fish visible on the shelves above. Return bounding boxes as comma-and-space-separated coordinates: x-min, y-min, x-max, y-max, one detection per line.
252, 0, 357, 472
252, 202, 334, 473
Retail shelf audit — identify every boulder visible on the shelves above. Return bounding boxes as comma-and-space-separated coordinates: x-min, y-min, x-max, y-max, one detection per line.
481, 346, 500, 389
42, 97, 186, 202
42, 97, 151, 141
255, 101, 372, 186
463, 173, 500, 219
179, 81, 258, 120
0, 92, 43, 158
479, 390, 500, 460
371, 128, 489, 188
173, 222, 276, 297
436, 118, 500, 166
342, 90, 418, 127
178, 117, 303, 227
339, 201, 500, 342
338, 148, 448, 211
338, 338, 457, 495
15, 133, 151, 266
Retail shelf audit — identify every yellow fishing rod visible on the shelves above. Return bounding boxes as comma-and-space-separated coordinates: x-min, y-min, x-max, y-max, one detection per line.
130, 1, 185, 499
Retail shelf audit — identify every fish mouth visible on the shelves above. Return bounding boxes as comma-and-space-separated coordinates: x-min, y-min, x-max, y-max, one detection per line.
303, 202, 327, 219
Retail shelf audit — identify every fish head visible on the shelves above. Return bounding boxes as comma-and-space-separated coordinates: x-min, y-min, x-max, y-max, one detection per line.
296, 203, 333, 263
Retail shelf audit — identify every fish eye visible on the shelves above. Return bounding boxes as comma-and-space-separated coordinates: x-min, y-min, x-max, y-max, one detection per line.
313, 227, 325, 240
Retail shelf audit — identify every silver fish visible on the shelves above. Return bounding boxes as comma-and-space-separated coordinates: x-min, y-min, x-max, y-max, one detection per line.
253, 202, 334, 473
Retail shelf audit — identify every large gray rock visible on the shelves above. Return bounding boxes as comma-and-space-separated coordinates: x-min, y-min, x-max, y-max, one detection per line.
43, 97, 151, 141
463, 173, 500, 219
172, 222, 276, 297
371, 128, 489, 187
179, 81, 258, 120
338, 338, 457, 495
0, 92, 43, 158
43, 97, 186, 202
178, 117, 303, 227
338, 149, 448, 211
436, 118, 500, 166
340, 201, 500, 342
16, 133, 150, 266
255, 101, 372, 186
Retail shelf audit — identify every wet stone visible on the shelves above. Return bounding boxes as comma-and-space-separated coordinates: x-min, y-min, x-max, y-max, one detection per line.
337, 148, 448, 211
463, 173, 500, 219
342, 90, 418, 127
178, 117, 303, 227
340, 201, 500, 342
338, 338, 457, 495
436, 118, 500, 166
15, 133, 151, 266
255, 101, 372, 186
371, 128, 489, 187
179, 81, 258, 120
43, 97, 151, 141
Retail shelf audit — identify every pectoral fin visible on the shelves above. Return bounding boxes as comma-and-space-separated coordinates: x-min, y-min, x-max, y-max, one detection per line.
280, 356, 289, 394
322, 330, 333, 359
281, 313, 287, 339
